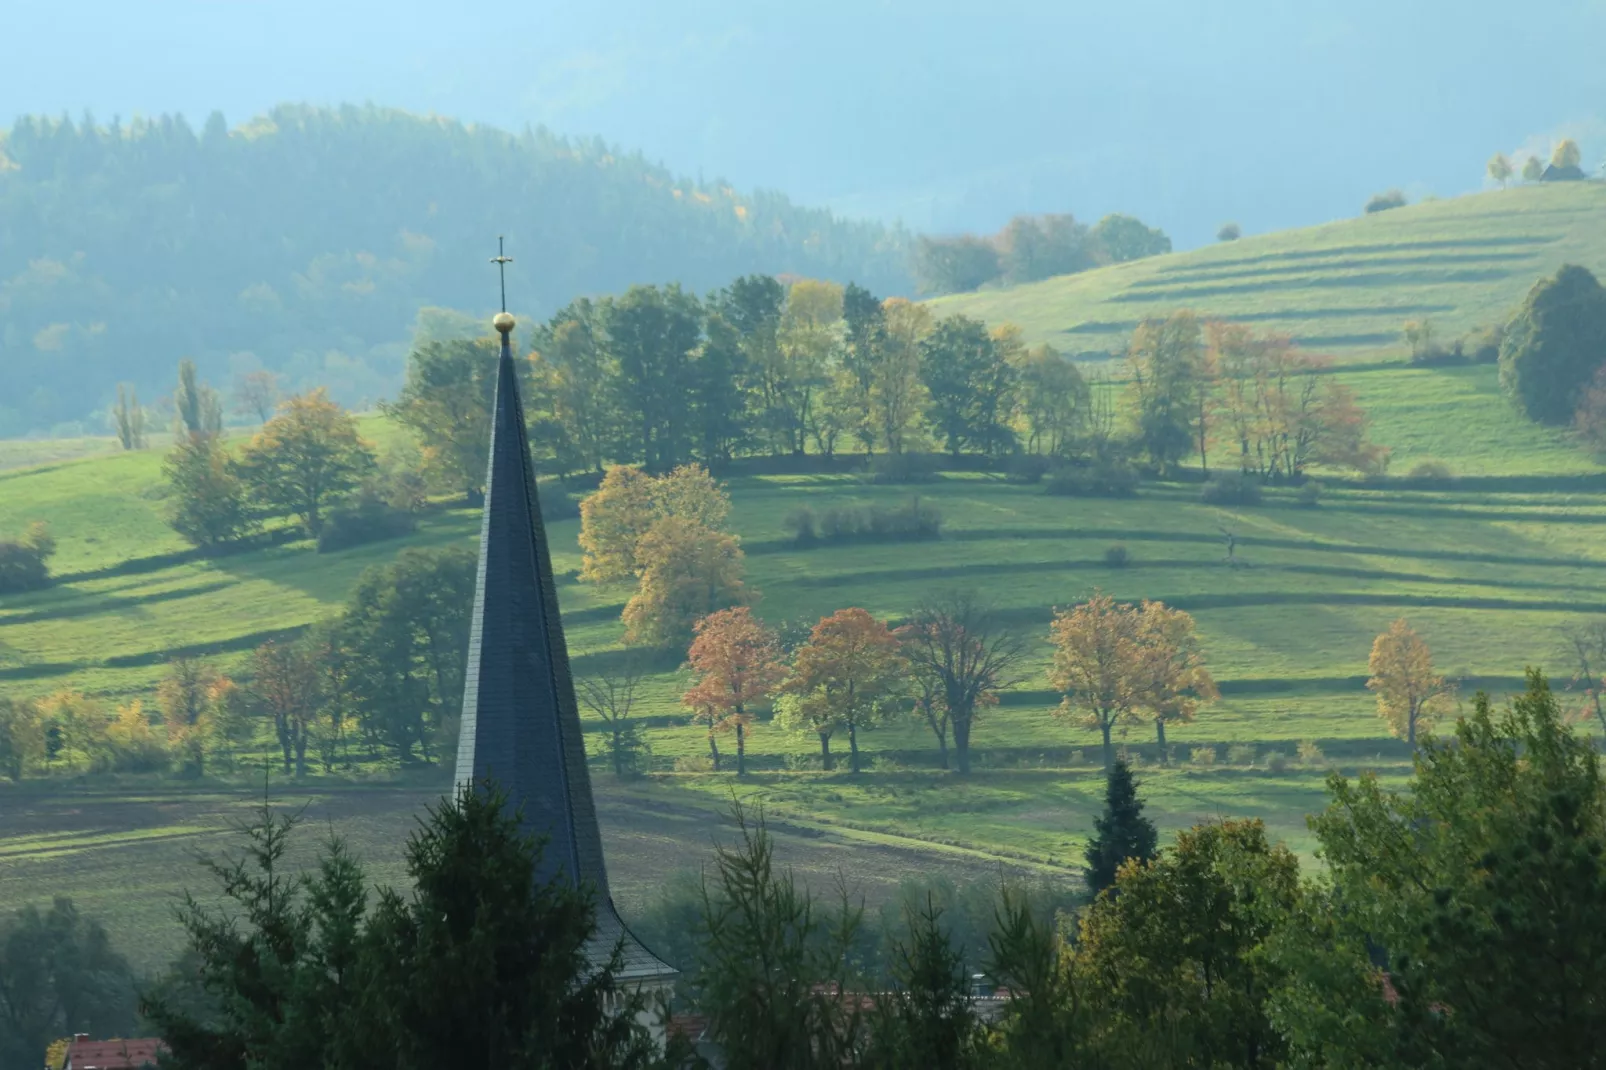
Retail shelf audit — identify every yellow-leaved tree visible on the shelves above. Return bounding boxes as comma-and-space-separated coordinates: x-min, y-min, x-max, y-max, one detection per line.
1050, 592, 1216, 767
236, 388, 375, 536
621, 516, 747, 647
1367, 618, 1455, 747
579, 464, 730, 583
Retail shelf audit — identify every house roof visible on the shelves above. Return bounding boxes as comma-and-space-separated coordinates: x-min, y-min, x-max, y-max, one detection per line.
65, 1037, 164, 1069
453, 316, 675, 984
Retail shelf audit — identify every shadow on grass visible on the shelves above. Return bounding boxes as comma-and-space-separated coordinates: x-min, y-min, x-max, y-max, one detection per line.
1113, 267, 1519, 304
1131, 250, 1540, 289
1149, 234, 1559, 275
0, 579, 235, 627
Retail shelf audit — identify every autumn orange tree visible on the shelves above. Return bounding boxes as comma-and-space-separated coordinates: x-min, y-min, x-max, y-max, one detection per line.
900, 592, 1027, 775
236, 388, 375, 536
1050, 592, 1216, 767
1367, 618, 1455, 747
781, 608, 906, 774
683, 607, 785, 776
1049, 592, 1147, 769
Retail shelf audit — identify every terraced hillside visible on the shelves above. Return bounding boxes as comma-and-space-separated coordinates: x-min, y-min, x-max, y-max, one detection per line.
935, 184, 1606, 361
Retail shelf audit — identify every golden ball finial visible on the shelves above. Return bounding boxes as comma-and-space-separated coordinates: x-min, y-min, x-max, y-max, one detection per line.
493, 311, 516, 335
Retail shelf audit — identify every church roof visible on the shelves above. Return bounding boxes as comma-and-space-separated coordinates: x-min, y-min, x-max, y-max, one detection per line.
455, 314, 675, 984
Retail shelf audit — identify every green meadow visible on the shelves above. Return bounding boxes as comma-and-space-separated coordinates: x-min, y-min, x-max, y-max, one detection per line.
4, 188, 1606, 971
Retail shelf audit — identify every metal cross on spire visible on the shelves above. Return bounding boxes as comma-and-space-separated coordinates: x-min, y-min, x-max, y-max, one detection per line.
490, 235, 513, 313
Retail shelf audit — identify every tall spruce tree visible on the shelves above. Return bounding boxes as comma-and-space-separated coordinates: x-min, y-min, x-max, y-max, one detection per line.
1084, 759, 1158, 897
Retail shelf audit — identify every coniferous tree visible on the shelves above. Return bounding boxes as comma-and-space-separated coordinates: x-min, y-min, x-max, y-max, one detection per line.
1084, 759, 1158, 897
864, 897, 983, 1069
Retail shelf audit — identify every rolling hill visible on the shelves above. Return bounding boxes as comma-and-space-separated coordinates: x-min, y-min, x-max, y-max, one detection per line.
934, 184, 1606, 362
4, 183, 1606, 972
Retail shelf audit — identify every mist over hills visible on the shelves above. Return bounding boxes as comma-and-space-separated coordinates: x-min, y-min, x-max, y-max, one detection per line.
0, 106, 908, 434
8, 0, 1605, 244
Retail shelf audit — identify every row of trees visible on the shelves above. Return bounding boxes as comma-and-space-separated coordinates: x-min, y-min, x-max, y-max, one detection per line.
1126, 311, 1384, 478
0, 546, 474, 777
1486, 137, 1586, 187
159, 358, 404, 549
388, 278, 1089, 482
912, 212, 1172, 295
101, 669, 1606, 1067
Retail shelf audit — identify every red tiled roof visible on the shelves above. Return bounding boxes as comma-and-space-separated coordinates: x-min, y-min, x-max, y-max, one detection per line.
66, 1037, 164, 1069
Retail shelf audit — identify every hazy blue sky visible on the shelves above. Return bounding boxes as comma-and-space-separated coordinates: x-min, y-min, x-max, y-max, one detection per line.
7, 0, 1604, 246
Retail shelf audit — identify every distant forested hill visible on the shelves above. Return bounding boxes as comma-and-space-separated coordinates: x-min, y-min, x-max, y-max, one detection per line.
0, 105, 911, 434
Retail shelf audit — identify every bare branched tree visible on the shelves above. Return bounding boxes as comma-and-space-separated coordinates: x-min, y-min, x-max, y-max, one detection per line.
1562, 622, 1606, 736
577, 653, 648, 777
899, 590, 1029, 774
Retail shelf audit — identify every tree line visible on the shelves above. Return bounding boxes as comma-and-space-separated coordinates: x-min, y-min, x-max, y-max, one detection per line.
0, 105, 912, 435
8, 668, 1602, 1068
912, 212, 1172, 295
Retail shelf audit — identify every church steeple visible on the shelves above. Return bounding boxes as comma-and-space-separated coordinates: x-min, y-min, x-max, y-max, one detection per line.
455, 246, 674, 984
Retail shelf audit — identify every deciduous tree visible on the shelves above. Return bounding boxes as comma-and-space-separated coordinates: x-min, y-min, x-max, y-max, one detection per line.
1366, 618, 1454, 746
621, 517, 747, 648
1050, 592, 1147, 769
232, 369, 280, 424
162, 435, 252, 548
1552, 138, 1583, 170
1487, 151, 1514, 188
158, 656, 235, 776
1089, 214, 1172, 264
1128, 311, 1205, 475
384, 339, 498, 502
901, 592, 1027, 775
873, 299, 931, 456
921, 315, 1018, 460
0, 697, 44, 780
1523, 155, 1545, 182
111, 383, 146, 449
1076, 820, 1300, 1066
0, 898, 136, 1069
683, 607, 785, 777
237, 389, 375, 536
605, 283, 702, 470
579, 464, 731, 583
244, 640, 321, 777
783, 608, 906, 774
1013, 343, 1088, 456
1281, 672, 1606, 1066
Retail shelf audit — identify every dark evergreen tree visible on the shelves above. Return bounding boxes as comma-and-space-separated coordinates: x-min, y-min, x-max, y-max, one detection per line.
864, 897, 983, 1070
342, 784, 666, 1070
1084, 759, 1159, 897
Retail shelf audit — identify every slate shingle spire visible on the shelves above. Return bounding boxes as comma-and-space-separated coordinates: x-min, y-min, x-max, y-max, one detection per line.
455, 256, 674, 984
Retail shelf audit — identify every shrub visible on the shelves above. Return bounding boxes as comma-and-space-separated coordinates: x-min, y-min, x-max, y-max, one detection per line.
1200, 472, 1263, 506
861, 453, 940, 485
1466, 323, 1504, 364
1295, 481, 1322, 508
1365, 189, 1408, 213
1296, 739, 1325, 766
782, 507, 818, 545
1188, 744, 1218, 767
791, 498, 943, 545
317, 483, 418, 553
1044, 457, 1139, 498
0, 522, 56, 594
1227, 743, 1259, 767
1406, 459, 1453, 481
1005, 453, 1052, 484
1265, 751, 1289, 774
1103, 544, 1130, 568
1216, 222, 1242, 242
673, 754, 714, 774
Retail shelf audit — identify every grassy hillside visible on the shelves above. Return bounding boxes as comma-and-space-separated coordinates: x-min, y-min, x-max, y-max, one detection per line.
6, 184, 1606, 968
934, 184, 1606, 362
